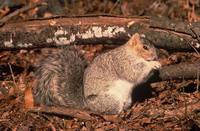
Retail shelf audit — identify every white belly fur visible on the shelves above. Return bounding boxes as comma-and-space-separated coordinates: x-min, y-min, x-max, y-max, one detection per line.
106, 79, 134, 110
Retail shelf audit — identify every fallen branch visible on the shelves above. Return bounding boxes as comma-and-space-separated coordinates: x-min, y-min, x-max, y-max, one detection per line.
0, 3, 45, 27
0, 15, 200, 51
28, 106, 95, 121
147, 61, 200, 82
158, 61, 200, 81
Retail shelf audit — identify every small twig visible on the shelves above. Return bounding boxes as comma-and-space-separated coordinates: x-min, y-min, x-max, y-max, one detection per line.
183, 95, 188, 120
28, 106, 95, 121
109, 0, 121, 14
197, 70, 199, 92
189, 28, 200, 55
186, 39, 200, 56
190, 27, 200, 42
8, 63, 17, 87
0, 3, 46, 27
164, 100, 200, 117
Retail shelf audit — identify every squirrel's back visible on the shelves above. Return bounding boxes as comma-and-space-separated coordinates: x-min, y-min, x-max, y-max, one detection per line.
33, 47, 87, 108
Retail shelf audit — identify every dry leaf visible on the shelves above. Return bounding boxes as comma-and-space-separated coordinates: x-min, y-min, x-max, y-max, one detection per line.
103, 114, 119, 123
24, 86, 34, 109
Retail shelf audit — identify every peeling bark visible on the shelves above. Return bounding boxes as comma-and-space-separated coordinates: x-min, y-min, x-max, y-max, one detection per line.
0, 15, 200, 51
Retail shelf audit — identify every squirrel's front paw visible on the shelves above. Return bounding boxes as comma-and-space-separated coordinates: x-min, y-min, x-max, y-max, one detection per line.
149, 61, 161, 70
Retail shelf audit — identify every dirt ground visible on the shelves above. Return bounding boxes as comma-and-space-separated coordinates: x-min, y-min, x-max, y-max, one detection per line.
0, 0, 200, 130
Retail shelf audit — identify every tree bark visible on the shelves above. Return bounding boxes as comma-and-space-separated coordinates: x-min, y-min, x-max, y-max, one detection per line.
0, 15, 200, 51
153, 61, 200, 81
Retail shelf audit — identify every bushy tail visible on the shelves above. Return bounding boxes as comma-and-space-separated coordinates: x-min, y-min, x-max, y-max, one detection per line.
33, 47, 87, 108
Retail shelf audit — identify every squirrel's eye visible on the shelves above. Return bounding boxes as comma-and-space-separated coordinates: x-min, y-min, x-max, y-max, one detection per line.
143, 45, 148, 50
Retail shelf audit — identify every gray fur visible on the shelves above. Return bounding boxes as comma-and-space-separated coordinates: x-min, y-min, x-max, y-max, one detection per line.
33, 47, 87, 108
33, 34, 160, 115
84, 43, 159, 114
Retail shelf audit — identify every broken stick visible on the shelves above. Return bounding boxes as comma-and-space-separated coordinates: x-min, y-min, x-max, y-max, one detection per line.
149, 61, 200, 82
28, 106, 95, 121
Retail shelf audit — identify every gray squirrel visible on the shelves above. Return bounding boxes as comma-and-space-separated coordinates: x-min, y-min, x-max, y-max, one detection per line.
33, 33, 161, 114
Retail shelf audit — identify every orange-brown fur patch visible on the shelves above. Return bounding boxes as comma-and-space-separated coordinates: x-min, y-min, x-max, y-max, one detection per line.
134, 44, 154, 60
127, 33, 154, 60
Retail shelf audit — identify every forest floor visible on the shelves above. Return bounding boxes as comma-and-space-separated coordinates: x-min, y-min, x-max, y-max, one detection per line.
0, 0, 199, 130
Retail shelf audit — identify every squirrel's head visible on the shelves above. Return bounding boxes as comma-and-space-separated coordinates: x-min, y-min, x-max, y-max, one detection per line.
126, 33, 158, 61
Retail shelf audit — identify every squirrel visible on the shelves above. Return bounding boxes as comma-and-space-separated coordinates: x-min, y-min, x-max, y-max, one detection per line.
32, 33, 161, 115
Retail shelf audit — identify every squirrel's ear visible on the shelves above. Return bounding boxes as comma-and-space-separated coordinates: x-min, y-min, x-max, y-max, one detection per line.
128, 33, 140, 46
